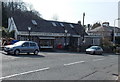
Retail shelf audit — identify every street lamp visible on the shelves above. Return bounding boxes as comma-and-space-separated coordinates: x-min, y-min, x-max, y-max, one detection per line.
83, 12, 85, 27
82, 12, 85, 43
113, 18, 120, 44
28, 27, 31, 41
64, 30, 68, 47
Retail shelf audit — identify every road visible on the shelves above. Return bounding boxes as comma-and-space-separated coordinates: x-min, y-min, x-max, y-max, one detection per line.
0, 51, 118, 80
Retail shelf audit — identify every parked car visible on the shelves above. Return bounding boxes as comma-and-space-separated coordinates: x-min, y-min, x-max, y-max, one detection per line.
4, 41, 40, 55
86, 46, 103, 55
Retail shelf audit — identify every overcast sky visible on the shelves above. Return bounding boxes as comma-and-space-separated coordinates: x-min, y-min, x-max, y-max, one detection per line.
23, 0, 119, 26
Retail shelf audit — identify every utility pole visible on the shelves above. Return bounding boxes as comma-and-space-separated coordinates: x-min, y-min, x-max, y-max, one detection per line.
64, 30, 68, 49
82, 12, 85, 42
83, 12, 85, 27
28, 27, 31, 41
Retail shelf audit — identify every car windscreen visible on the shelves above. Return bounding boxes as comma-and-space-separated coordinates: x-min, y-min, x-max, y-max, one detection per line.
90, 46, 98, 49
13, 41, 25, 46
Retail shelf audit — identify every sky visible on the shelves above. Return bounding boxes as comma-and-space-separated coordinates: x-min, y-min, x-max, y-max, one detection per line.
23, 0, 119, 27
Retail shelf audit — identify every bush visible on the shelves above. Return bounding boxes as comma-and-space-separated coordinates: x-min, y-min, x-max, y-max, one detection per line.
116, 47, 120, 53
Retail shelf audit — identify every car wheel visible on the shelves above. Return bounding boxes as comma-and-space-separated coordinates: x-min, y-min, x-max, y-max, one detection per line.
14, 50, 20, 55
34, 50, 39, 55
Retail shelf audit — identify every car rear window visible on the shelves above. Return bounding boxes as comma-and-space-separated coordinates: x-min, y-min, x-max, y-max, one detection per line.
90, 46, 101, 50
30, 43, 36, 47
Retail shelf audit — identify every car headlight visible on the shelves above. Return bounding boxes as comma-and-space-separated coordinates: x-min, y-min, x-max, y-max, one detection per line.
6, 47, 14, 51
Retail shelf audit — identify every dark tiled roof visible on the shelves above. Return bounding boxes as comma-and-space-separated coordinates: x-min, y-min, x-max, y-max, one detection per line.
13, 13, 85, 35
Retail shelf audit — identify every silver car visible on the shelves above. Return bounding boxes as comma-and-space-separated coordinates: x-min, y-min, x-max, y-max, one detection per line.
4, 41, 40, 55
86, 46, 103, 55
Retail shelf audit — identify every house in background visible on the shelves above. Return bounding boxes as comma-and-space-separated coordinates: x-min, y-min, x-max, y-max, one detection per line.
7, 12, 86, 50
84, 22, 120, 47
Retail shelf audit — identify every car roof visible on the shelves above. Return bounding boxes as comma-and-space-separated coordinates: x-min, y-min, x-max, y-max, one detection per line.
90, 46, 102, 48
16, 41, 36, 43
91, 46, 100, 47
19, 41, 34, 42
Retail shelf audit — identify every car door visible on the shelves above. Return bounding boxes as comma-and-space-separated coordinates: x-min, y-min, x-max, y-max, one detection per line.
30, 42, 36, 52
96, 47, 102, 54
21, 42, 30, 53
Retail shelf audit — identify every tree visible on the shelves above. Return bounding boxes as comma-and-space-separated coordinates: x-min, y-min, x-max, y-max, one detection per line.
31, 9, 42, 18
2, 2, 8, 28
2, 1, 43, 29
102, 38, 113, 47
2, 27, 15, 38
4, 0, 28, 12
2, 1, 28, 28
52, 14, 59, 21
2, 1, 42, 17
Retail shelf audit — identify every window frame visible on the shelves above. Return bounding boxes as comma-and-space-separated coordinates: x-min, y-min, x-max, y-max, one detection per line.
22, 42, 29, 47
30, 42, 37, 47
52, 22, 57, 26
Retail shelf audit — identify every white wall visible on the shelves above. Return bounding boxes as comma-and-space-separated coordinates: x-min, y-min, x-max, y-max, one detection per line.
8, 17, 19, 39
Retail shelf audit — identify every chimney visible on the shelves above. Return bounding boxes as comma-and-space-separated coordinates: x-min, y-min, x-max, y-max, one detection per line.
78, 21, 81, 25
102, 22, 109, 26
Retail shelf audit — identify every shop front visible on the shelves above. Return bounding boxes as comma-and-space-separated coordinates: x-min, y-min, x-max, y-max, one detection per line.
39, 37, 55, 48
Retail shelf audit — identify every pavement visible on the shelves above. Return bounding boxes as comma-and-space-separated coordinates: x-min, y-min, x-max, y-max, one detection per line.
0, 50, 119, 80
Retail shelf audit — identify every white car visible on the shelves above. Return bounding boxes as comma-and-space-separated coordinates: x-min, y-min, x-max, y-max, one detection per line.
4, 41, 40, 55
86, 46, 103, 55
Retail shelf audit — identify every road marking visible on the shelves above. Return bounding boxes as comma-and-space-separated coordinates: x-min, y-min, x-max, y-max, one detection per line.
64, 61, 85, 66
93, 58, 104, 61
3, 56, 20, 60
112, 75, 119, 80
115, 77, 118, 80
0, 67, 50, 80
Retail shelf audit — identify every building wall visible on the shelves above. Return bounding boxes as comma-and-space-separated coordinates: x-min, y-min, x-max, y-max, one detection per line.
84, 36, 101, 46
118, 1, 120, 28
89, 31, 112, 37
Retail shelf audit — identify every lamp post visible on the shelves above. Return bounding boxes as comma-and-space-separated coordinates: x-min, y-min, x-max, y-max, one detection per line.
113, 18, 120, 44
64, 30, 68, 48
82, 12, 85, 43
83, 12, 85, 27
28, 27, 31, 41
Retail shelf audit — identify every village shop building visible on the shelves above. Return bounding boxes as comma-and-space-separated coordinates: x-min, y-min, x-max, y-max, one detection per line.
8, 14, 86, 49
